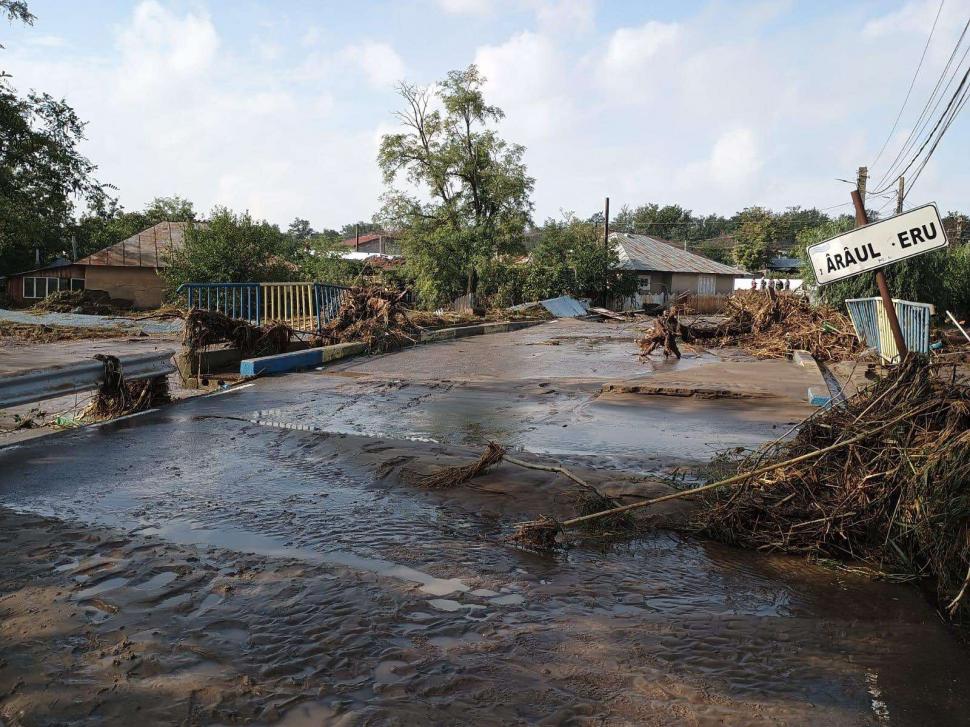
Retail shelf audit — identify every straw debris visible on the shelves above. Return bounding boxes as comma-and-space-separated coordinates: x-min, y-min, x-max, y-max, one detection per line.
418, 442, 507, 489
693, 357, 970, 617
84, 354, 171, 418
680, 289, 865, 362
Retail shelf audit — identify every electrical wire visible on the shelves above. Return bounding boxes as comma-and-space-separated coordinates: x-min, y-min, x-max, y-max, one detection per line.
870, 0, 945, 170
870, 15, 970, 192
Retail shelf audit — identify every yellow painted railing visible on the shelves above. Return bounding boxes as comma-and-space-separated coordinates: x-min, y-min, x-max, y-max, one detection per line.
260, 282, 317, 331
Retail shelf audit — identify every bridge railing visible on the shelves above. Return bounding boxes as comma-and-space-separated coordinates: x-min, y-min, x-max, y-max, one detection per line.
177, 282, 351, 332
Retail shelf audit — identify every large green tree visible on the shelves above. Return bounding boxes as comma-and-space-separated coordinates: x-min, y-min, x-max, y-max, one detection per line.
0, 0, 110, 273
378, 65, 534, 307
160, 207, 296, 292
732, 206, 777, 272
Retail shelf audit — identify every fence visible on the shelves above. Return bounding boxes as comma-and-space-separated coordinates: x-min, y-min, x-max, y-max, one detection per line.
845, 297, 933, 363
681, 293, 731, 315
178, 282, 350, 332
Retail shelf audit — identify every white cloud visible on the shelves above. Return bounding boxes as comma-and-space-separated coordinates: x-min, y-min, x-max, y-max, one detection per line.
436, 0, 493, 15
709, 129, 762, 187
534, 0, 595, 35
474, 31, 573, 139
601, 20, 680, 77
344, 41, 405, 89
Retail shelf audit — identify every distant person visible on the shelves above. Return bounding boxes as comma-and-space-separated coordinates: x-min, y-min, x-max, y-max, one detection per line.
750, 278, 757, 290
759, 278, 767, 291
775, 279, 783, 291
784, 278, 791, 291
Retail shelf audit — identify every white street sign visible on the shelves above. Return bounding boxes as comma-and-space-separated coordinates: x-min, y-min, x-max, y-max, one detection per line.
807, 203, 948, 285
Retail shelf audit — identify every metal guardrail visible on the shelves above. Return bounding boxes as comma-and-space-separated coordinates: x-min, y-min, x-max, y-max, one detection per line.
845, 297, 933, 363
177, 282, 349, 331
0, 351, 176, 409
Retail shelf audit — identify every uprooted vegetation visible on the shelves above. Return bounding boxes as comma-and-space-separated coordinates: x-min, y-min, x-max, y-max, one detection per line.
182, 308, 294, 357
0, 321, 136, 343
693, 357, 970, 618
29, 289, 131, 315
673, 289, 866, 362
320, 287, 423, 353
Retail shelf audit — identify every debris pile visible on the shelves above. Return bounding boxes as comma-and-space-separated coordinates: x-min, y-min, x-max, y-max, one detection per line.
681, 289, 865, 362
694, 357, 970, 617
30, 289, 128, 315
0, 322, 133, 343
85, 354, 171, 418
638, 309, 682, 359
320, 286, 421, 353
418, 442, 507, 488
182, 309, 292, 357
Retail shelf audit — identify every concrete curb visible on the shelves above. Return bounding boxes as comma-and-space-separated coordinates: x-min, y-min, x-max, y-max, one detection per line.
793, 349, 832, 407
239, 319, 544, 377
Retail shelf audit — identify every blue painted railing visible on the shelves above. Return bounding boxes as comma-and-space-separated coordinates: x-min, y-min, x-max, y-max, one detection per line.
177, 282, 350, 331
845, 297, 933, 363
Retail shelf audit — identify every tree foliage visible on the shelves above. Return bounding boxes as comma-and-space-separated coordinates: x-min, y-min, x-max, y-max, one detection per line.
732, 207, 777, 271
160, 207, 297, 293
0, 0, 111, 274
378, 65, 534, 307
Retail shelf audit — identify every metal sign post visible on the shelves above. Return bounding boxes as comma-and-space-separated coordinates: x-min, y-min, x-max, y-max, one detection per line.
851, 190, 908, 360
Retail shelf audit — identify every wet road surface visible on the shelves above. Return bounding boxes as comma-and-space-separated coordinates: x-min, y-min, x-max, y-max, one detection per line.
1, 320, 967, 725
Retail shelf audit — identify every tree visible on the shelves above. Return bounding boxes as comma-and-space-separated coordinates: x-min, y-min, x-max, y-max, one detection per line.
160, 207, 296, 293
378, 65, 534, 307
0, 1, 110, 273
523, 219, 637, 303
612, 203, 694, 243
732, 206, 777, 272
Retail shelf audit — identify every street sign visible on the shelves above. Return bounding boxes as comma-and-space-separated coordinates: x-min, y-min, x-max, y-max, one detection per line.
808, 203, 948, 285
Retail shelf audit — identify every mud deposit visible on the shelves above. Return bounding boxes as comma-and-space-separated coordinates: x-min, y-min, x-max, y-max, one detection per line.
1, 320, 968, 725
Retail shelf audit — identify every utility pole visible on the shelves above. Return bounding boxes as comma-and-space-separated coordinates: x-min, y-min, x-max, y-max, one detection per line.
851, 188, 908, 361
896, 176, 905, 215
856, 166, 868, 205
355, 223, 360, 252
602, 196, 610, 306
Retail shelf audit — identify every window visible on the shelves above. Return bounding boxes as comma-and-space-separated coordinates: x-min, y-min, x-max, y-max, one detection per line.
23, 276, 77, 299
697, 275, 716, 295
637, 274, 651, 294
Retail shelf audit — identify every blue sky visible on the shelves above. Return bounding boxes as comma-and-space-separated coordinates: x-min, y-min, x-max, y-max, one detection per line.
3, 0, 969, 230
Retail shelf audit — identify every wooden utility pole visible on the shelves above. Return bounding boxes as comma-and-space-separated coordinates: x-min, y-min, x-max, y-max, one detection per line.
896, 176, 905, 215
856, 166, 868, 203
355, 223, 360, 251
851, 189, 908, 361
602, 197, 610, 306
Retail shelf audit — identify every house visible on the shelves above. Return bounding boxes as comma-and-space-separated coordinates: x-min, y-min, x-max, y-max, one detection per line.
339, 231, 401, 255
767, 254, 802, 275
611, 232, 746, 304
5, 221, 191, 309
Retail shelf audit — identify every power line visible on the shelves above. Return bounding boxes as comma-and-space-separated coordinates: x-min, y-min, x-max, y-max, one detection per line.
871, 61, 970, 197
871, 15, 970, 192
870, 0, 944, 170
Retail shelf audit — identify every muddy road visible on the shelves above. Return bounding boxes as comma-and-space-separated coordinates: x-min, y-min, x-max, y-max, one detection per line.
1, 319, 967, 725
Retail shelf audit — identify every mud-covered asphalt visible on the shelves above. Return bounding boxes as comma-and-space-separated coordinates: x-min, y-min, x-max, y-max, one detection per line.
0, 319, 967, 725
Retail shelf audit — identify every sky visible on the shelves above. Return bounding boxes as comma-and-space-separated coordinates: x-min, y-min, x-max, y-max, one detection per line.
3, 0, 970, 231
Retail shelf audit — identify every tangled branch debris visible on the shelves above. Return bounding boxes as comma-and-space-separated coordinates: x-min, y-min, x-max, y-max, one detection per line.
679, 289, 865, 362
638, 309, 682, 359
320, 286, 420, 353
418, 442, 507, 488
694, 357, 970, 617
182, 309, 293, 357
84, 354, 171, 418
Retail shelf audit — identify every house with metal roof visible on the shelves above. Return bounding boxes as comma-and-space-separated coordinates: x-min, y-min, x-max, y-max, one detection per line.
611, 232, 746, 303
4, 221, 192, 309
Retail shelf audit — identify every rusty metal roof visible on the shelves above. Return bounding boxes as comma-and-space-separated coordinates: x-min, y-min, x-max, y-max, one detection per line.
612, 233, 745, 276
75, 221, 193, 268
